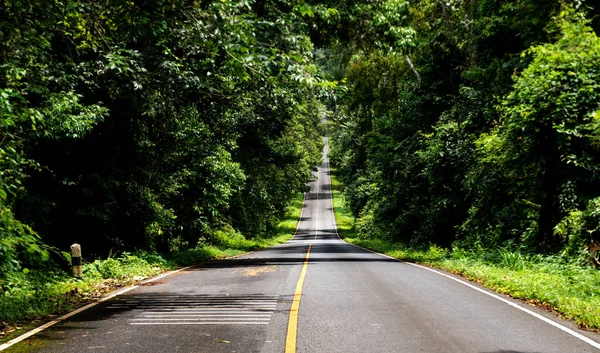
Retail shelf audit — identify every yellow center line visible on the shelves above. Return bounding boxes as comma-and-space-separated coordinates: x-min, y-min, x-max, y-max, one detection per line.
286, 171, 319, 353
285, 243, 312, 353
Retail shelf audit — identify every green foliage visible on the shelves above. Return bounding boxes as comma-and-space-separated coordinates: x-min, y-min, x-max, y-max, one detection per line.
328, 0, 600, 260
1, 0, 322, 282
498, 249, 526, 271
172, 191, 304, 264
85, 252, 160, 280
465, 11, 600, 250
0, 251, 165, 323
555, 196, 600, 259
327, 4, 600, 326
0, 208, 47, 280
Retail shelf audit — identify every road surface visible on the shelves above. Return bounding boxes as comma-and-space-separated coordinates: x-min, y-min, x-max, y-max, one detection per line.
8, 136, 600, 353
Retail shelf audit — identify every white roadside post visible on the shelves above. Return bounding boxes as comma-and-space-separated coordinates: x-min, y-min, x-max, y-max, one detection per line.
70, 243, 82, 278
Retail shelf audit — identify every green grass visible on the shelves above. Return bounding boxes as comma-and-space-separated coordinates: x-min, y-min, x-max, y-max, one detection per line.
0, 251, 171, 345
330, 174, 354, 238
330, 173, 600, 331
0, 192, 304, 344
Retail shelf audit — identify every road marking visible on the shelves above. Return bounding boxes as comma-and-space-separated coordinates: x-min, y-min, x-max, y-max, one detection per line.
321, 136, 600, 351
285, 243, 312, 353
132, 307, 275, 314
129, 322, 270, 325
0, 265, 193, 352
285, 166, 319, 352
110, 304, 277, 307
131, 317, 271, 321
125, 300, 279, 303
139, 314, 272, 317
107, 307, 277, 311
140, 311, 273, 314
123, 295, 278, 325
125, 294, 280, 298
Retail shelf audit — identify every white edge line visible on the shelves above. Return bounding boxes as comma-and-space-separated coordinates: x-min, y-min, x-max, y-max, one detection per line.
323, 136, 600, 351
407, 262, 600, 350
0, 265, 193, 351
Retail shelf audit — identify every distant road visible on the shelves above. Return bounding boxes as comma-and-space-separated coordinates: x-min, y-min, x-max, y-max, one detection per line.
10, 136, 600, 353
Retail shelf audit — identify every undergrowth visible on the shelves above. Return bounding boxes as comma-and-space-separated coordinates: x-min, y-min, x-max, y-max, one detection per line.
331, 173, 600, 331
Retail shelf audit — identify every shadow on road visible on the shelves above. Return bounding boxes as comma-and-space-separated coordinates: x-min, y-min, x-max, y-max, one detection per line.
186, 231, 399, 270
304, 192, 332, 200
195, 254, 397, 269
319, 183, 333, 191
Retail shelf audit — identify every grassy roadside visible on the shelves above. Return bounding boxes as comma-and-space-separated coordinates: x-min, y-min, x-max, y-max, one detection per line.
330, 174, 600, 331
0, 192, 304, 344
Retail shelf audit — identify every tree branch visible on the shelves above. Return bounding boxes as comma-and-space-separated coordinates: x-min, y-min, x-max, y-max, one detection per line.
405, 55, 421, 82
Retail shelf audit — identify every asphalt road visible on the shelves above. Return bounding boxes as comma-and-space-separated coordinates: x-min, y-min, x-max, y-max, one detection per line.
10, 137, 600, 353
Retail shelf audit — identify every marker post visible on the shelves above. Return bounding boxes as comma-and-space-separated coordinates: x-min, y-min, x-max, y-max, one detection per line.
71, 243, 82, 278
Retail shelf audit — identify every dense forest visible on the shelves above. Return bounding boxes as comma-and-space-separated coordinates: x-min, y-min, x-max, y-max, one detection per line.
326, 0, 600, 264
0, 0, 324, 282
2, 0, 600, 291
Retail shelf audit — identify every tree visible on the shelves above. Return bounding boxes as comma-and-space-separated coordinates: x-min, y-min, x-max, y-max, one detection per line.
470, 11, 600, 250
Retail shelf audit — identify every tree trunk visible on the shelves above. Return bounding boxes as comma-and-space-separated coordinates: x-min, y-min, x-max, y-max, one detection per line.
469, 0, 478, 68
536, 125, 560, 251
